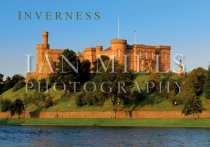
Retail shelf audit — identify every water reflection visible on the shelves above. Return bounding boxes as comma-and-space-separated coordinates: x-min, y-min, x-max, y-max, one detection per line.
0, 126, 210, 147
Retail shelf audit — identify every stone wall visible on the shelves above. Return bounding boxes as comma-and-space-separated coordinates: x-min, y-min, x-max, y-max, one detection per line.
1, 111, 210, 119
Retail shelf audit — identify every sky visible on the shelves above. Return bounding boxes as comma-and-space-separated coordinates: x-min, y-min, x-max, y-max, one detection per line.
0, 0, 210, 78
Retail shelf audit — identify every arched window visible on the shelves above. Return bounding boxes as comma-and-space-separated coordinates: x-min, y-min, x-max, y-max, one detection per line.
164, 52, 167, 60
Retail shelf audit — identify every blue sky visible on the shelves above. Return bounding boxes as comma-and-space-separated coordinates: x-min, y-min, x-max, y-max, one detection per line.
0, 0, 210, 78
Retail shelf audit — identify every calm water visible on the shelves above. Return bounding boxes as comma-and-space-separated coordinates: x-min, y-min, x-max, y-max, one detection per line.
0, 126, 210, 147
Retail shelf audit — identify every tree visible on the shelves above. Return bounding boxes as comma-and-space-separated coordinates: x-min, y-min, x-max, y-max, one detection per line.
80, 60, 91, 83
92, 55, 110, 72
56, 49, 82, 92
182, 93, 205, 119
13, 81, 26, 91
84, 60, 134, 113
162, 77, 183, 99
182, 67, 207, 96
2, 77, 13, 91
0, 74, 25, 93
0, 99, 12, 112
11, 74, 25, 85
204, 64, 210, 99
0, 73, 4, 94
11, 99, 25, 118
148, 73, 161, 93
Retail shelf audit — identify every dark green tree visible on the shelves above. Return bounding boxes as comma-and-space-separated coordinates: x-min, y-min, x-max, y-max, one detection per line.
13, 81, 26, 91
56, 49, 82, 92
84, 60, 134, 113
11, 74, 25, 85
10, 99, 25, 118
204, 64, 210, 99
0, 74, 25, 93
182, 93, 205, 119
80, 60, 91, 83
162, 77, 183, 99
2, 77, 13, 91
182, 67, 207, 96
0, 99, 12, 112
0, 73, 4, 94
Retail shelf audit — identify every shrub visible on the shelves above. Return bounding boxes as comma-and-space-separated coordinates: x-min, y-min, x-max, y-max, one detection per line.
182, 67, 207, 96
2, 77, 13, 91
204, 64, 210, 99
10, 99, 25, 118
182, 93, 205, 118
13, 81, 25, 91
76, 93, 88, 106
0, 99, 12, 112
33, 92, 46, 105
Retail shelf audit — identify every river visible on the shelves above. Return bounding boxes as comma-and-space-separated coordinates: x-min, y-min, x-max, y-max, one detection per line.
0, 126, 210, 147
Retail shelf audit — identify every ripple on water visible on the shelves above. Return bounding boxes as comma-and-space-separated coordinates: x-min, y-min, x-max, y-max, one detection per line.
1, 127, 210, 147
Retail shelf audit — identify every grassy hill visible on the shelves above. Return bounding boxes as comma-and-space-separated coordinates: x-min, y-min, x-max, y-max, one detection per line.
1, 73, 210, 112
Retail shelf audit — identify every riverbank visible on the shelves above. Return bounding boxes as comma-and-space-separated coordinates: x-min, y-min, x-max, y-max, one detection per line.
1, 118, 210, 128
2, 111, 210, 119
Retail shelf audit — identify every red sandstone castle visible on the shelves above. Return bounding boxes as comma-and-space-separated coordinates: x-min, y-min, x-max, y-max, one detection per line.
26, 32, 171, 81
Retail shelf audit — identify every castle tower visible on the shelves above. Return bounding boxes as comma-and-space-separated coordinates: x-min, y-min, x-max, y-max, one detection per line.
42, 32, 49, 45
156, 46, 171, 72
36, 32, 50, 72
110, 39, 127, 64
96, 46, 102, 55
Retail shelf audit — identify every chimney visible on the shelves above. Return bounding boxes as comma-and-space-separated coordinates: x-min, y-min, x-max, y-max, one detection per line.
42, 32, 48, 45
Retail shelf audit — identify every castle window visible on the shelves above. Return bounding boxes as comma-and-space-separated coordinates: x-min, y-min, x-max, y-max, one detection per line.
164, 52, 167, 60
150, 52, 153, 59
130, 63, 133, 69
144, 52, 147, 59
117, 49, 120, 58
164, 64, 166, 72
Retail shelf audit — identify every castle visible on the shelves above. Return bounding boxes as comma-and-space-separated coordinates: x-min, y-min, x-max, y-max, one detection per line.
26, 32, 171, 81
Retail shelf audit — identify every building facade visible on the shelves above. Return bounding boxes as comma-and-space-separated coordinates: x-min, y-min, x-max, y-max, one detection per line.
26, 32, 171, 81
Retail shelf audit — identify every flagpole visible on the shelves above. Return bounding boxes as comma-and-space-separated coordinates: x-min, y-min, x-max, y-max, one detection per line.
134, 30, 137, 44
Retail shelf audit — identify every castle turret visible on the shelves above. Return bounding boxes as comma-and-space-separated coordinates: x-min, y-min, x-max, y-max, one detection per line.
96, 46, 102, 55
156, 45, 171, 72
111, 39, 127, 64
42, 32, 49, 45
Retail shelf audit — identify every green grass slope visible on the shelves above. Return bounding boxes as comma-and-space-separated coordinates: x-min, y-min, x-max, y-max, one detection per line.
0, 73, 209, 112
